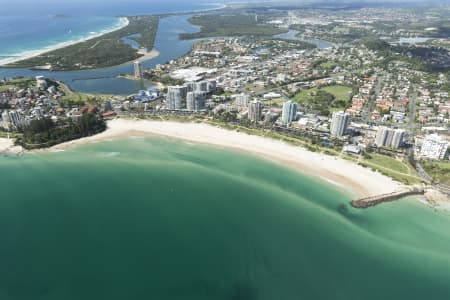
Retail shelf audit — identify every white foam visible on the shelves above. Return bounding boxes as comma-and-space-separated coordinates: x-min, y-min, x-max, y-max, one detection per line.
0, 17, 130, 66
105, 152, 121, 157
50, 149, 65, 153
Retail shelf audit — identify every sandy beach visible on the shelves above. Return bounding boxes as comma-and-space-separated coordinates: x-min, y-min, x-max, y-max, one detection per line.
0, 138, 22, 155
0, 17, 129, 66
49, 119, 404, 198
132, 49, 160, 63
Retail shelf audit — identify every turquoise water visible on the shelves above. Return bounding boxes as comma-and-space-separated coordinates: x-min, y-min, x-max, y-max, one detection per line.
0, 2, 334, 95
0, 137, 450, 299
0, 0, 218, 63
0, 1, 218, 94
0, 16, 122, 64
0, 15, 201, 95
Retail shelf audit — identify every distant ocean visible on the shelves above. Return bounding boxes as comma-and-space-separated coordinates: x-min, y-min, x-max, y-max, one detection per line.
0, 0, 223, 65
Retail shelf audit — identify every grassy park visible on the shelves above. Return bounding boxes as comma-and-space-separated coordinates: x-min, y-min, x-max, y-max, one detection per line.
420, 161, 450, 185
358, 153, 423, 185
293, 85, 353, 115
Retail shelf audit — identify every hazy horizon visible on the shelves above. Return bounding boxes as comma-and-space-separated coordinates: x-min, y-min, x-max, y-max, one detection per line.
1, 0, 448, 16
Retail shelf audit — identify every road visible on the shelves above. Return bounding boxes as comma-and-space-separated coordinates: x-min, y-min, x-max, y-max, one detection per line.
408, 84, 418, 132
361, 72, 384, 123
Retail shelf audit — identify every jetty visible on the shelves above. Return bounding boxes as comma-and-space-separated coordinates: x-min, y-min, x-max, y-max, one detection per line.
351, 187, 425, 209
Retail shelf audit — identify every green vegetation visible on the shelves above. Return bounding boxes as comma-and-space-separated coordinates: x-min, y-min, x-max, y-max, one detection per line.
44, 80, 111, 107
293, 85, 353, 115
58, 93, 111, 108
209, 121, 325, 153
120, 113, 338, 154
363, 153, 409, 173
58, 83, 111, 106
127, 17, 159, 50
362, 38, 392, 52
264, 98, 285, 107
318, 61, 338, 71
322, 85, 353, 102
118, 113, 423, 185
16, 114, 106, 149
142, 74, 184, 86
0, 132, 22, 139
292, 23, 376, 44
359, 153, 423, 185
362, 37, 450, 72
6, 16, 159, 70
0, 78, 34, 91
420, 161, 450, 185
294, 89, 334, 115
266, 38, 316, 51
179, 14, 287, 39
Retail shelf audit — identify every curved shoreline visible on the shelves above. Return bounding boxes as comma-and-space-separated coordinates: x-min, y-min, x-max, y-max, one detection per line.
0, 17, 130, 66
134, 49, 160, 63
0, 2, 226, 68
45, 119, 405, 199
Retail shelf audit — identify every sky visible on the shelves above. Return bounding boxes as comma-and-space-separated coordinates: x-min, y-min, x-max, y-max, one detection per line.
0, 0, 224, 16
0, 0, 447, 15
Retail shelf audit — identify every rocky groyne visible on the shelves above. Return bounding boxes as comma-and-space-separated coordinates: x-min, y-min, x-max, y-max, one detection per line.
351, 187, 425, 209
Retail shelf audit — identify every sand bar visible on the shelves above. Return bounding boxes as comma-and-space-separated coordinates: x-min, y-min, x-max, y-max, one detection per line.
127, 49, 160, 64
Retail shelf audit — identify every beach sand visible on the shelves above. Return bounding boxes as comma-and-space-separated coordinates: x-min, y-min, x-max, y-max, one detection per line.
129, 49, 160, 64
49, 119, 404, 198
0, 17, 130, 66
0, 138, 22, 155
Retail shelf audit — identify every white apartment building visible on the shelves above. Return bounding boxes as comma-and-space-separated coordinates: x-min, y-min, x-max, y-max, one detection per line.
420, 134, 449, 160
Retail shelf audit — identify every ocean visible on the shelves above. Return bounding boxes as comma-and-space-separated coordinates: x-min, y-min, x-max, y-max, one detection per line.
0, 0, 221, 66
0, 15, 201, 94
1, 1, 450, 298
0, 15, 126, 65
0, 0, 334, 95
0, 137, 449, 299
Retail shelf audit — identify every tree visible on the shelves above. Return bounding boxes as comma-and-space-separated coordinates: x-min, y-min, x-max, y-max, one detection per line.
18, 114, 106, 149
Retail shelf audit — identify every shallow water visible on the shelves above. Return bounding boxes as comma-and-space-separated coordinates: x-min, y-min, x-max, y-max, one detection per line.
0, 137, 449, 299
